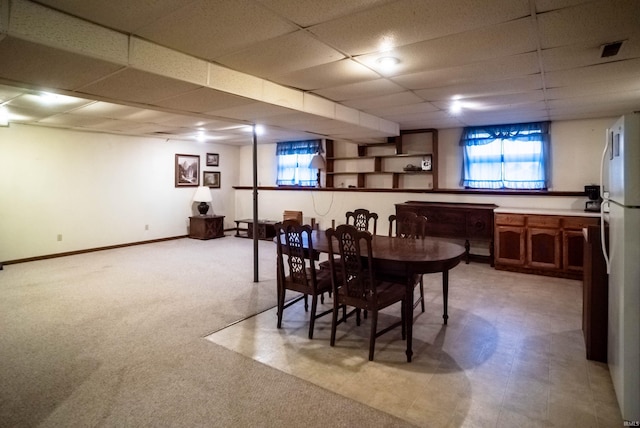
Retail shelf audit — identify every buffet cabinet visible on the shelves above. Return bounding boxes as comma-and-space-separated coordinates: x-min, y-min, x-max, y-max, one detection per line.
494, 212, 599, 279
395, 201, 497, 265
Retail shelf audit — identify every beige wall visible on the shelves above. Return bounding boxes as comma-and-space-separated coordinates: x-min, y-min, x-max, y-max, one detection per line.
1, 116, 617, 262
236, 117, 616, 230
0, 124, 239, 261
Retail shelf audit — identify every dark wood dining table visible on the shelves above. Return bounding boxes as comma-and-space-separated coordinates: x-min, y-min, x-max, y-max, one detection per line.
310, 230, 466, 362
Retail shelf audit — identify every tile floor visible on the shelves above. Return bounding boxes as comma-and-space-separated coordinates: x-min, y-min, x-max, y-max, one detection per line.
207, 262, 623, 427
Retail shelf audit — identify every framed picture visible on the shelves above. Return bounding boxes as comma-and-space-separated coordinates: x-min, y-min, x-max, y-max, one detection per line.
203, 171, 221, 188
206, 153, 219, 167
175, 154, 200, 187
421, 154, 433, 171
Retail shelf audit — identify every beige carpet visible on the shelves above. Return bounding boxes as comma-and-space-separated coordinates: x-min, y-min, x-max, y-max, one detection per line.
0, 237, 413, 427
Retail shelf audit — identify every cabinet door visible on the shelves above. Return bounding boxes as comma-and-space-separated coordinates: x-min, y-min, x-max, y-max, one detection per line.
495, 225, 525, 265
527, 227, 561, 269
564, 229, 587, 272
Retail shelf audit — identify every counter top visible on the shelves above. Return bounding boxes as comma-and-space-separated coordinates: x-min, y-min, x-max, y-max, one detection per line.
494, 207, 601, 218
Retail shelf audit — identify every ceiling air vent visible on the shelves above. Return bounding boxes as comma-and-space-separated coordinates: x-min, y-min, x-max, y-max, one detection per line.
600, 41, 624, 58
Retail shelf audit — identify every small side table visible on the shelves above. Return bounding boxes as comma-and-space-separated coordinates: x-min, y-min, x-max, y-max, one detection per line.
189, 215, 225, 240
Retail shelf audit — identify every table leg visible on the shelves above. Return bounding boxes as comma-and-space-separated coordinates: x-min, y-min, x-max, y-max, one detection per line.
442, 270, 449, 325
464, 239, 470, 264
405, 277, 414, 362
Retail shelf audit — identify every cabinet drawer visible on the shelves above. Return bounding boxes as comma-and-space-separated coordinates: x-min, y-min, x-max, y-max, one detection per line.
527, 215, 561, 228
495, 213, 525, 226
563, 216, 599, 230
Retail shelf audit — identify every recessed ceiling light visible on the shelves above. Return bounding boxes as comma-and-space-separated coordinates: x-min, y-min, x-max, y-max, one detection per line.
449, 100, 462, 115
376, 56, 400, 67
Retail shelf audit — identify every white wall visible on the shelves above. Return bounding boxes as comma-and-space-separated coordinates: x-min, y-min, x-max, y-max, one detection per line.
236, 117, 617, 229
1, 116, 617, 262
0, 124, 239, 261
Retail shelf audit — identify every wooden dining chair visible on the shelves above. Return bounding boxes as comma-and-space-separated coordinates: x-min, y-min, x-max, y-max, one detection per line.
346, 209, 378, 235
275, 220, 332, 339
388, 212, 428, 313
325, 224, 406, 361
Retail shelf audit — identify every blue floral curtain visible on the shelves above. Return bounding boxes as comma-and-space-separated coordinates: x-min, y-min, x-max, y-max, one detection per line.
276, 139, 321, 186
460, 122, 550, 189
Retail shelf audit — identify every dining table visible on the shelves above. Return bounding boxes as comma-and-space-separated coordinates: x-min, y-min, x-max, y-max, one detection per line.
309, 230, 466, 362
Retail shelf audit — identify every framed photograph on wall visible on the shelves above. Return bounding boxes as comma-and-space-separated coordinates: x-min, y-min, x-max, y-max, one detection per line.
203, 171, 221, 188
206, 153, 219, 166
175, 154, 200, 187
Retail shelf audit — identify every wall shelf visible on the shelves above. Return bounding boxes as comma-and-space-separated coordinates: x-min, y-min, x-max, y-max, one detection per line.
325, 129, 438, 190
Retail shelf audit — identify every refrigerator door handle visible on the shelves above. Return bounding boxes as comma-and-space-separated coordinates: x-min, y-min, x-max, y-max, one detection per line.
599, 128, 611, 274
600, 200, 611, 275
600, 128, 610, 200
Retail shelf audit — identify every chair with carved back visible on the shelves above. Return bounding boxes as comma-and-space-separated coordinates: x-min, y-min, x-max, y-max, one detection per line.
325, 224, 406, 361
275, 220, 332, 339
346, 209, 378, 235
388, 211, 428, 312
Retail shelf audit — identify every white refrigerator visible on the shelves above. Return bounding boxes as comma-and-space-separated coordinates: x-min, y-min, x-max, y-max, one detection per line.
600, 113, 640, 422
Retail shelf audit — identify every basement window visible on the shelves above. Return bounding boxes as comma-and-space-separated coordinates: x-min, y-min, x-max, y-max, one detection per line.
276, 139, 321, 187
460, 122, 550, 190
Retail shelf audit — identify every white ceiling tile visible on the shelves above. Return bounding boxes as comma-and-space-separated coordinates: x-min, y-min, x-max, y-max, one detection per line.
215, 31, 346, 79
256, 0, 387, 27
541, 39, 640, 72
135, 0, 297, 60
270, 59, 380, 91
363, 102, 439, 119
6, 92, 94, 112
79, 68, 200, 104
206, 103, 290, 123
536, 0, 640, 49
392, 53, 541, 90
545, 58, 640, 87
415, 75, 544, 102
33, 0, 187, 34
313, 79, 406, 102
37, 113, 112, 127
130, 38, 209, 86
343, 91, 423, 111
546, 76, 640, 100
155, 88, 254, 113
354, 18, 538, 77
70, 102, 150, 119
0, 37, 124, 91
310, 0, 530, 56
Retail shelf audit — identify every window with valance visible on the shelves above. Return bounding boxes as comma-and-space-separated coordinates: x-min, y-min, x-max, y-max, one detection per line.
460, 122, 550, 190
276, 139, 321, 187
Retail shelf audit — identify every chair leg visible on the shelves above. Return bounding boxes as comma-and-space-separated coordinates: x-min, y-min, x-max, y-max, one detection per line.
304, 294, 309, 312
277, 284, 285, 329
420, 276, 425, 313
369, 309, 378, 361
330, 302, 339, 347
401, 299, 406, 340
309, 294, 318, 339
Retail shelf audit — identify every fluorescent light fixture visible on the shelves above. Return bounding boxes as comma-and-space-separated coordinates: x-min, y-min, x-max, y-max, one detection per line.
0, 105, 9, 126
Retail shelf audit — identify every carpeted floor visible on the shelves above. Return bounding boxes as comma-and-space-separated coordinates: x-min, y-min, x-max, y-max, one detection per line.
0, 237, 414, 427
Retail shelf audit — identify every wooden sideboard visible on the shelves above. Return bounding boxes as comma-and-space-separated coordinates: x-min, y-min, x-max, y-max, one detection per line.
395, 201, 497, 265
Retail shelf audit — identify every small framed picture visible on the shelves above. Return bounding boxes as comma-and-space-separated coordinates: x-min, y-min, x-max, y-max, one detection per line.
421, 154, 432, 171
206, 153, 219, 167
203, 171, 220, 188
175, 154, 200, 187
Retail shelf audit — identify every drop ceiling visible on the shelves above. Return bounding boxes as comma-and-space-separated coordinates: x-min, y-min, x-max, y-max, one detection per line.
0, 0, 639, 145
